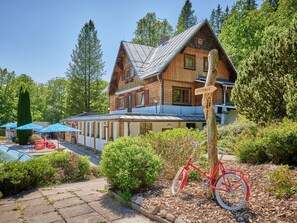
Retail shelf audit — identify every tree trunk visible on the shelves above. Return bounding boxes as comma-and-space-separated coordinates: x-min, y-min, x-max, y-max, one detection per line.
202, 49, 219, 191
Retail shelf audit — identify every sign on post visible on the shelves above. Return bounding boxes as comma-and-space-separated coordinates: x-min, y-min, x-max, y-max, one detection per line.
195, 85, 217, 95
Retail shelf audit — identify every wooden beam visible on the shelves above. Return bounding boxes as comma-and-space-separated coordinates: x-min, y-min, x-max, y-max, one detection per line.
195, 85, 217, 95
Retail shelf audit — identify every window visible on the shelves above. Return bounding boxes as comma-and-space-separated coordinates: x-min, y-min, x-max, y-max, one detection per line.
136, 92, 144, 107
173, 87, 191, 105
203, 57, 208, 72
184, 54, 196, 70
186, 123, 196, 129
87, 122, 90, 136
197, 38, 203, 45
124, 66, 134, 80
118, 96, 125, 109
97, 122, 100, 138
140, 123, 152, 135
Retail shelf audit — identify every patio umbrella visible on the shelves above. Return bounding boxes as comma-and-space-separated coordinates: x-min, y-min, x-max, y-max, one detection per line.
16, 123, 43, 130
38, 123, 80, 149
0, 122, 17, 129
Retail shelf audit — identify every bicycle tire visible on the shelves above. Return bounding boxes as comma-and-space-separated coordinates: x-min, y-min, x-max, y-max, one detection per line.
171, 167, 188, 195
215, 173, 247, 211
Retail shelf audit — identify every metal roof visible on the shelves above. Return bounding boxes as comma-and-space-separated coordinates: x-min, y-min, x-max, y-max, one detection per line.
196, 76, 235, 86
62, 113, 221, 123
122, 20, 205, 79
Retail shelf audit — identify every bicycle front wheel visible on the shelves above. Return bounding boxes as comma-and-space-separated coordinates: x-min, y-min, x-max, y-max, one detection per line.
171, 167, 188, 195
215, 173, 247, 211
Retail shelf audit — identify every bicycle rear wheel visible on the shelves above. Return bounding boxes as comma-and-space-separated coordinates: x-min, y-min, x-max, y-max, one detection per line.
172, 167, 188, 195
215, 173, 247, 211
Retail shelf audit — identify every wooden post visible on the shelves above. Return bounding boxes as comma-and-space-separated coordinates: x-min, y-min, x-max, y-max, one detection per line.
203, 49, 219, 184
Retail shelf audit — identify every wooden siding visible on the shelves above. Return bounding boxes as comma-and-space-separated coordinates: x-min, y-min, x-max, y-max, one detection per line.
162, 48, 230, 81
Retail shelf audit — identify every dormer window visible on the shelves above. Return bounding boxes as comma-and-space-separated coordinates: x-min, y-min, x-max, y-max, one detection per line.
184, 54, 196, 70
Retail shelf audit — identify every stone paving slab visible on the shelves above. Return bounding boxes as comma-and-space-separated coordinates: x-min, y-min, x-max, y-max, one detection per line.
58, 204, 93, 219
65, 212, 107, 223
0, 202, 17, 213
79, 192, 105, 203
19, 197, 47, 208
23, 204, 55, 217
26, 211, 64, 223
53, 197, 84, 209
0, 210, 20, 222
46, 192, 76, 202
113, 216, 155, 223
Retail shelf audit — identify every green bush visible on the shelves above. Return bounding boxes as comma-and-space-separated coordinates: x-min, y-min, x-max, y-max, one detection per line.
236, 119, 297, 165
12, 136, 19, 143
100, 137, 162, 199
141, 128, 206, 179
0, 151, 90, 197
217, 116, 257, 152
267, 165, 297, 198
28, 134, 42, 144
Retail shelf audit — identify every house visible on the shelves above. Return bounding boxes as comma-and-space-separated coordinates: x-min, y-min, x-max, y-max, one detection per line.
62, 19, 237, 151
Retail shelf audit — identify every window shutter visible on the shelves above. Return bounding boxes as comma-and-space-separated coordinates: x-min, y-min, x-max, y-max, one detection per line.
115, 98, 119, 110
122, 71, 125, 81
124, 95, 129, 109
144, 90, 149, 106
132, 93, 136, 107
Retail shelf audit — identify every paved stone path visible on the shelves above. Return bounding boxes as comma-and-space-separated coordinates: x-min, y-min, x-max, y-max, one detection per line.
0, 178, 154, 223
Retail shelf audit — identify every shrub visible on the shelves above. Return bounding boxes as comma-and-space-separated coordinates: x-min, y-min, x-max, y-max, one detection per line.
100, 137, 162, 199
28, 134, 42, 144
12, 136, 19, 143
0, 151, 90, 197
217, 116, 257, 152
236, 119, 297, 165
141, 128, 206, 179
267, 165, 297, 198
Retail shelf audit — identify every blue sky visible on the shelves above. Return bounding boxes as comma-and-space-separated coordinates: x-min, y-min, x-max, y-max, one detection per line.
0, 0, 262, 83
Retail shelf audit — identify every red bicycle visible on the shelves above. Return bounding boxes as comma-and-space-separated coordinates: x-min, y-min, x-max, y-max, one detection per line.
172, 139, 251, 211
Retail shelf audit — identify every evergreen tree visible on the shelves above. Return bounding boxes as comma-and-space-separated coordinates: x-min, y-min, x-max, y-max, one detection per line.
209, 9, 216, 32
175, 0, 197, 35
232, 16, 297, 122
215, 4, 223, 34
132, 12, 173, 47
66, 20, 105, 116
17, 86, 32, 145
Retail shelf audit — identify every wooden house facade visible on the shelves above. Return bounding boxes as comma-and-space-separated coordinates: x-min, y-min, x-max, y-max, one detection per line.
63, 20, 237, 151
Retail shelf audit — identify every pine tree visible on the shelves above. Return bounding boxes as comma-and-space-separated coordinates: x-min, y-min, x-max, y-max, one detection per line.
66, 20, 105, 116
175, 0, 197, 35
215, 4, 223, 34
209, 9, 216, 32
132, 12, 173, 47
17, 85, 32, 145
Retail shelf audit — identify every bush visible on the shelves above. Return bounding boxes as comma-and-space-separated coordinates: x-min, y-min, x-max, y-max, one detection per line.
217, 116, 257, 152
267, 165, 297, 198
236, 119, 297, 165
12, 136, 19, 143
141, 128, 206, 179
100, 137, 162, 199
28, 134, 42, 144
0, 151, 90, 197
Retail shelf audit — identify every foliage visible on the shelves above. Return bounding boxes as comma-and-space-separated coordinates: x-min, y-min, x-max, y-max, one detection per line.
175, 0, 197, 35
232, 16, 297, 123
0, 68, 16, 125
209, 4, 230, 35
267, 165, 297, 198
132, 12, 173, 47
0, 151, 90, 197
17, 85, 32, 145
45, 77, 67, 123
236, 119, 297, 165
100, 137, 162, 199
66, 20, 105, 116
141, 128, 207, 179
28, 134, 42, 144
217, 116, 257, 152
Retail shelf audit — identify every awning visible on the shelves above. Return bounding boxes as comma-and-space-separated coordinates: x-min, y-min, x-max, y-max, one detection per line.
115, 85, 144, 95
62, 113, 221, 123
196, 76, 235, 86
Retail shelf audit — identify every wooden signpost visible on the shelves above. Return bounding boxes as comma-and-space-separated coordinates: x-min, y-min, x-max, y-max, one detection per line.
195, 49, 219, 190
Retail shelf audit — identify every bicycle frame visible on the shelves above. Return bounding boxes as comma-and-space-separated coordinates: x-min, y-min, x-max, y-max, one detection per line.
182, 156, 251, 201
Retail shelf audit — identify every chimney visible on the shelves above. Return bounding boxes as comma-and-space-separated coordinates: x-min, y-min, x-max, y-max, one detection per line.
160, 36, 170, 45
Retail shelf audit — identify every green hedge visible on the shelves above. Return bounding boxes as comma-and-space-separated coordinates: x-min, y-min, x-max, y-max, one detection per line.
236, 119, 297, 165
0, 152, 90, 197
100, 137, 162, 199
